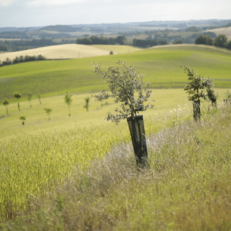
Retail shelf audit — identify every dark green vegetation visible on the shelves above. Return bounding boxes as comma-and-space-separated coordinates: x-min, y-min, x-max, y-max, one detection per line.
19, 115, 26, 125
0, 39, 65, 52
64, 92, 72, 116
196, 34, 231, 49
2, 99, 9, 116
76, 35, 127, 45
183, 66, 216, 121
1, 45, 231, 102
0, 54, 46, 67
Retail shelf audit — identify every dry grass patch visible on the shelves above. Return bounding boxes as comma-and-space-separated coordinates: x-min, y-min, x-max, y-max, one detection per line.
207, 26, 231, 40
0, 44, 109, 60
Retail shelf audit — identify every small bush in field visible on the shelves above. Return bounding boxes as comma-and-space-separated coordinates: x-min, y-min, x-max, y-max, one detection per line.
19, 116, 26, 125
44, 108, 52, 120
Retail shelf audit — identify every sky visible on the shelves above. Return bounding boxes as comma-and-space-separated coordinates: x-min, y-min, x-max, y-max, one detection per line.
0, 0, 231, 27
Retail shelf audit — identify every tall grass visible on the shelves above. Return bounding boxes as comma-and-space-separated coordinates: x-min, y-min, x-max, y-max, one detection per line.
1, 104, 231, 230
0, 103, 190, 220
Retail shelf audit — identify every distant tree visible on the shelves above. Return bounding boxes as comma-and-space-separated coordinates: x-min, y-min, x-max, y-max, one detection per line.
38, 94, 42, 104
14, 92, 21, 111
84, 97, 90, 111
195, 35, 213, 45
206, 79, 217, 107
182, 66, 211, 121
19, 116, 26, 125
227, 41, 231, 50
116, 36, 127, 45
4, 58, 11, 65
173, 39, 184, 44
44, 108, 52, 120
214, 34, 228, 48
19, 56, 24, 62
27, 93, 32, 108
64, 92, 72, 116
203, 31, 216, 38
195, 35, 207, 45
3, 99, 9, 116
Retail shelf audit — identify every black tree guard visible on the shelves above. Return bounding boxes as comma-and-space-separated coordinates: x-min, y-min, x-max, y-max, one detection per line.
127, 115, 149, 167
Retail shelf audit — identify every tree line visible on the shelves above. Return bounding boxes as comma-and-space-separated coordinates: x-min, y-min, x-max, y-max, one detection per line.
76, 35, 127, 45
0, 55, 46, 67
195, 34, 231, 49
132, 38, 169, 47
0, 39, 66, 52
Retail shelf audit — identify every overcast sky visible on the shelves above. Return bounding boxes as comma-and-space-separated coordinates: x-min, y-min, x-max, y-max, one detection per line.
0, 0, 231, 27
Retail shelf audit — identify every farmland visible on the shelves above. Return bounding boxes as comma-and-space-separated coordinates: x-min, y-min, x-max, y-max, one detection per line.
0, 44, 231, 230
1, 45, 231, 102
91, 45, 142, 54
0, 44, 110, 61
207, 26, 231, 39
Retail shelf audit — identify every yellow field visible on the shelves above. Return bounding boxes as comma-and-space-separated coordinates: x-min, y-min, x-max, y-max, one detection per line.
91, 45, 142, 54
0, 44, 110, 60
207, 26, 231, 39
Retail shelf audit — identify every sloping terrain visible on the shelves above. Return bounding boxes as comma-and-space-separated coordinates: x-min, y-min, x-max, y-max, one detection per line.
0, 44, 110, 60
91, 45, 142, 54
0, 45, 231, 102
207, 26, 231, 39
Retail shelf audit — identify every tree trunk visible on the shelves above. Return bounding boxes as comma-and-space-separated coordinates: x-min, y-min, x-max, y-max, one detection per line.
193, 100, 200, 122
127, 115, 149, 167
5, 106, 8, 116
18, 100, 20, 111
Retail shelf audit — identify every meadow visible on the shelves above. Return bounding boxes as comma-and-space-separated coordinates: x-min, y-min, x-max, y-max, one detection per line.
1, 45, 231, 103
91, 45, 142, 54
0, 44, 231, 230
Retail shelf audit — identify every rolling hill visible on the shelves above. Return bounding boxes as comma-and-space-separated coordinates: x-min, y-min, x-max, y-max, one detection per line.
0, 44, 110, 61
0, 45, 231, 102
207, 26, 231, 39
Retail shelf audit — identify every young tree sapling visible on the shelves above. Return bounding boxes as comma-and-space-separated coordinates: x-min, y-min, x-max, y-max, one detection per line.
84, 97, 90, 111
93, 60, 154, 167
3, 99, 9, 116
38, 94, 42, 104
64, 92, 72, 116
44, 108, 52, 120
19, 116, 26, 125
14, 92, 21, 111
27, 93, 33, 108
182, 66, 211, 121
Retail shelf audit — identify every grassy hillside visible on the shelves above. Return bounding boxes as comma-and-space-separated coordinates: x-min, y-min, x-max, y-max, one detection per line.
91, 45, 142, 54
0, 45, 231, 101
1, 103, 231, 230
0, 45, 231, 102
1, 44, 231, 227
0, 44, 110, 61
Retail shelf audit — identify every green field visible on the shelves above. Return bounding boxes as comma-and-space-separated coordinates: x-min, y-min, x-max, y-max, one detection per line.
1, 44, 231, 229
91, 45, 142, 54
1, 45, 231, 102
